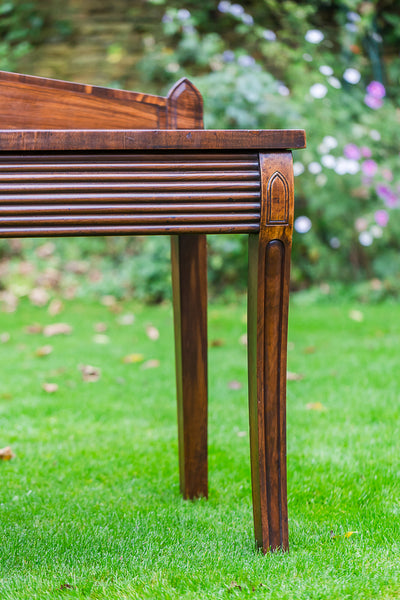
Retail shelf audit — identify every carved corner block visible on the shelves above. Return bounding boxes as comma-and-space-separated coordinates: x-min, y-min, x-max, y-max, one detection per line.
166, 78, 204, 129
259, 152, 294, 245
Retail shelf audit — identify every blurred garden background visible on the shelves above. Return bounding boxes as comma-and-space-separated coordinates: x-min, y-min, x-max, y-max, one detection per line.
1, 0, 400, 303
2, 2, 400, 599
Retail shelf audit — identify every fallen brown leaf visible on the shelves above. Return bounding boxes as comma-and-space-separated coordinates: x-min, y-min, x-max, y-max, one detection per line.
25, 324, 43, 334
349, 309, 364, 322
331, 530, 358, 540
48, 299, 63, 316
287, 371, 304, 381
101, 295, 117, 307
35, 345, 53, 357
228, 380, 242, 390
122, 353, 144, 364
43, 323, 72, 337
117, 313, 135, 325
79, 364, 101, 382
35, 241, 55, 259
146, 325, 159, 340
29, 287, 49, 307
0, 332, 10, 343
239, 334, 247, 346
0, 446, 15, 460
304, 346, 316, 354
93, 334, 110, 345
141, 359, 160, 369
42, 382, 58, 393
306, 402, 327, 411
210, 338, 224, 347
229, 582, 242, 591
0, 291, 18, 313
94, 322, 108, 333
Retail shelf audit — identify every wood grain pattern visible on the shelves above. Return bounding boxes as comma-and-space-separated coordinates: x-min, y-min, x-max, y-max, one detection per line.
248, 151, 294, 553
0, 129, 306, 152
171, 234, 208, 498
167, 79, 204, 129
0, 153, 260, 236
0, 72, 204, 131
0, 70, 306, 551
169, 79, 208, 501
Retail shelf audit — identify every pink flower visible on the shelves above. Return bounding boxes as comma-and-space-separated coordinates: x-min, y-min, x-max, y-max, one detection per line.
364, 94, 383, 110
361, 159, 378, 177
382, 168, 393, 182
374, 209, 389, 227
376, 184, 397, 207
361, 146, 372, 158
366, 81, 386, 99
344, 143, 361, 160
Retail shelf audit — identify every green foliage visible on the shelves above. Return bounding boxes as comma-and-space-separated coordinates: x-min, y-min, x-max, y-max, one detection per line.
137, 1, 400, 296
4, 1, 400, 301
0, 1, 45, 70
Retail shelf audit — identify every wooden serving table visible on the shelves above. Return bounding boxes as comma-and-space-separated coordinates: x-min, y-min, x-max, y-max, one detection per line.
0, 127, 305, 552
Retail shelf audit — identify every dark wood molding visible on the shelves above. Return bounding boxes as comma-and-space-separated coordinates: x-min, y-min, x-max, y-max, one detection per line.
0, 129, 306, 152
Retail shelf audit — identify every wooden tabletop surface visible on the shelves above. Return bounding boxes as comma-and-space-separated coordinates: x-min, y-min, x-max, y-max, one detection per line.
0, 129, 306, 152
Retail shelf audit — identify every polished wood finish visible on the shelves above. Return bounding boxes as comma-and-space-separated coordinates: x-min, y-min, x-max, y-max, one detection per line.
0, 71, 306, 553
248, 152, 294, 552
0, 129, 306, 152
168, 81, 207, 500
0, 71, 203, 130
172, 234, 208, 498
0, 152, 260, 236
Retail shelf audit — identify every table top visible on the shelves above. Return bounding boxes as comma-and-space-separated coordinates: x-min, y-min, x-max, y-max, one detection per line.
0, 129, 306, 152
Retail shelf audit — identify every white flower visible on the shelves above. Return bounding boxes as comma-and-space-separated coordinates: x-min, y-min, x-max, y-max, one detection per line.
166, 62, 180, 73
241, 13, 254, 25
302, 53, 313, 62
334, 157, 359, 175
262, 29, 276, 41
278, 84, 290, 96
328, 76, 341, 89
359, 231, 373, 247
316, 174, 327, 186
334, 157, 349, 175
293, 162, 305, 176
230, 3, 244, 16
308, 161, 322, 174
345, 23, 358, 33
343, 68, 361, 84
309, 83, 328, 99
370, 225, 383, 239
347, 11, 361, 22
321, 154, 336, 168
346, 159, 360, 175
319, 65, 333, 76
305, 29, 324, 44
218, 1, 231, 12
322, 136, 338, 150
294, 216, 312, 233
330, 237, 341, 249
177, 8, 191, 20
370, 129, 381, 141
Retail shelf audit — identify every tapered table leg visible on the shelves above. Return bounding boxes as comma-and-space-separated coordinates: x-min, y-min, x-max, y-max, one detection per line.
248, 152, 294, 552
171, 233, 208, 499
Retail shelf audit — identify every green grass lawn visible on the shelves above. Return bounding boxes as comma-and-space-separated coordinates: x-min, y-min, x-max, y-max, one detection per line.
1, 295, 399, 599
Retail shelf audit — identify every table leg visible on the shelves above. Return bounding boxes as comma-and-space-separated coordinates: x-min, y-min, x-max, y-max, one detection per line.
247, 152, 294, 552
171, 233, 208, 499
